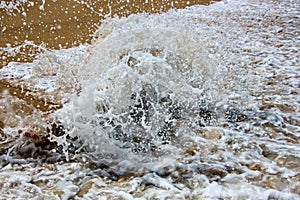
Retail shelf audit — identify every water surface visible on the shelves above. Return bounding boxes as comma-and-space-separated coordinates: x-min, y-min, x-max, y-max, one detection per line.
0, 0, 299, 199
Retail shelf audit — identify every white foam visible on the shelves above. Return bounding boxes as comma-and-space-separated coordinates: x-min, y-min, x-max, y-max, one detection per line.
0, 0, 299, 199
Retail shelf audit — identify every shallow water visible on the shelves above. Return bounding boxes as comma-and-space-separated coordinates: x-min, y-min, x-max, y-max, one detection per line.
0, 0, 216, 67
0, 0, 300, 199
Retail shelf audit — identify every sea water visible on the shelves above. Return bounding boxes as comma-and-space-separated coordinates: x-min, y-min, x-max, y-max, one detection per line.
0, 0, 299, 199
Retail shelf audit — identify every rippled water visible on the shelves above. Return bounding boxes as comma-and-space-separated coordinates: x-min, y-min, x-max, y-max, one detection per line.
0, 0, 299, 199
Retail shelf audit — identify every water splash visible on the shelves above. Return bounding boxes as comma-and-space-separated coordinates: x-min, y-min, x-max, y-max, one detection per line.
0, 0, 299, 199
53, 13, 224, 162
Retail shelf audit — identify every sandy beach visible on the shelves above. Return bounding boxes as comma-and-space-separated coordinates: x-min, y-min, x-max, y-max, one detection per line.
0, 0, 299, 199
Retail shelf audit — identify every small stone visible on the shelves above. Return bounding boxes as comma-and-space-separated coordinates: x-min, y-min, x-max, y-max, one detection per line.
196, 127, 224, 140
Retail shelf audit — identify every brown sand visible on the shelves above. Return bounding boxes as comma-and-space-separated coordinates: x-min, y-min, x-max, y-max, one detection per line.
0, 0, 217, 67
0, 0, 217, 128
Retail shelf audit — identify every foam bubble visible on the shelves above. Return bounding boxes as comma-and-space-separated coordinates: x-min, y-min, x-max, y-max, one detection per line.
0, 0, 299, 199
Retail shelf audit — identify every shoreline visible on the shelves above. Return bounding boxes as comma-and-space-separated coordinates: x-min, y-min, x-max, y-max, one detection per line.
0, 0, 217, 68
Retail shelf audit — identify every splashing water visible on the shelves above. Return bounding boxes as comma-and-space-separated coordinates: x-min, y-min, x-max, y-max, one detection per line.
53, 14, 223, 161
0, 0, 299, 199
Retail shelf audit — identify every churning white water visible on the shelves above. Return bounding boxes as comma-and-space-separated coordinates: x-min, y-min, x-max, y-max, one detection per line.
0, 0, 299, 199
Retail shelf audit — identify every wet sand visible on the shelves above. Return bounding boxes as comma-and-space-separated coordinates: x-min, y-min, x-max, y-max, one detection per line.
0, 0, 217, 68
0, 0, 299, 198
0, 0, 217, 129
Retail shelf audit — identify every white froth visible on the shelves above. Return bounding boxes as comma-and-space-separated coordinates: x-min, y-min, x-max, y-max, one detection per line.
0, 0, 299, 199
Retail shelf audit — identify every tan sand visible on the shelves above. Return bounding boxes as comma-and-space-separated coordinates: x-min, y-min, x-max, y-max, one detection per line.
0, 0, 217, 128
0, 0, 216, 67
